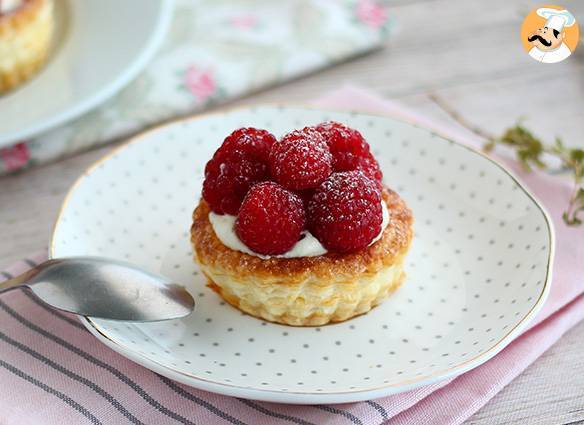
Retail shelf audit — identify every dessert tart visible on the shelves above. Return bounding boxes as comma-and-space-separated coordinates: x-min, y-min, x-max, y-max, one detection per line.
0, 0, 54, 94
191, 123, 413, 326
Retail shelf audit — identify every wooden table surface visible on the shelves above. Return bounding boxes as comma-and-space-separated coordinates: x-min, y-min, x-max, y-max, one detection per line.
1, 0, 583, 423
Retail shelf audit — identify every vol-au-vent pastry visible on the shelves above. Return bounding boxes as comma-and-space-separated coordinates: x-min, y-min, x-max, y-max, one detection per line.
191, 122, 413, 326
0, 0, 54, 94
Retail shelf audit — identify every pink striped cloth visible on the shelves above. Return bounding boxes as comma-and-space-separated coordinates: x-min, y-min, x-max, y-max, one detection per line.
1, 87, 583, 425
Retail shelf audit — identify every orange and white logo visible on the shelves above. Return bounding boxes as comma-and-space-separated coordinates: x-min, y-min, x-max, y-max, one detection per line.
521, 5, 579, 64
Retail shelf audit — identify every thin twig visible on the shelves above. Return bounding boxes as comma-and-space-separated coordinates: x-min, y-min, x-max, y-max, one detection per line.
428, 93, 498, 142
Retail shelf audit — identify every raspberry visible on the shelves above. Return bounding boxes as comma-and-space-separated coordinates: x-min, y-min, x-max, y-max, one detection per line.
308, 171, 382, 253
269, 127, 332, 190
295, 189, 315, 210
353, 152, 383, 186
315, 121, 383, 184
203, 157, 267, 215
202, 128, 276, 215
316, 121, 370, 161
216, 127, 275, 163
236, 182, 306, 255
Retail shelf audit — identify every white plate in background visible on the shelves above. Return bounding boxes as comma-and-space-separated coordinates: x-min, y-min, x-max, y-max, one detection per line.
0, 0, 173, 147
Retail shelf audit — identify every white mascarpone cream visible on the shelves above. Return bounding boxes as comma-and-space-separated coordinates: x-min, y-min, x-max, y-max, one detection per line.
0, 0, 24, 14
209, 201, 390, 259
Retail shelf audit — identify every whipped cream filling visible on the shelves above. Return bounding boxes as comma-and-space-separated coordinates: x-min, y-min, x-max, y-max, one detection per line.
209, 201, 390, 259
0, 0, 23, 14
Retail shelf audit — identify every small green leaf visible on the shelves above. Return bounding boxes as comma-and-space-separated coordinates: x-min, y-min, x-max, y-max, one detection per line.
569, 148, 584, 163
499, 124, 547, 172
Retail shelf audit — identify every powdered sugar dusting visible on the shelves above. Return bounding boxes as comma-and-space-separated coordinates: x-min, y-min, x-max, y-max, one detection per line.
308, 171, 384, 252
269, 127, 332, 190
316, 121, 383, 184
235, 181, 306, 255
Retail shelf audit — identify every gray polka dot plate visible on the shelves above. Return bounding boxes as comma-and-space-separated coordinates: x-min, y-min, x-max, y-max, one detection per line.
50, 105, 554, 404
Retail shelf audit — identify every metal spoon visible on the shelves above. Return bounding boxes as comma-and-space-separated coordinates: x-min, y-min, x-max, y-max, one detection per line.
0, 257, 195, 322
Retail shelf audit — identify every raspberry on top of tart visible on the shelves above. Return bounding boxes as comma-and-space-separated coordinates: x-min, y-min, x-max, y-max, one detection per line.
191, 122, 413, 326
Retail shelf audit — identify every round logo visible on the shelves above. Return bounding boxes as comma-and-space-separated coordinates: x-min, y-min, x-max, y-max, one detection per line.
521, 5, 579, 63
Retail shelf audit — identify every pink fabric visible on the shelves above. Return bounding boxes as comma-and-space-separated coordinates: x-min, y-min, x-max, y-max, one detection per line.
0, 87, 582, 425
0, 142, 31, 172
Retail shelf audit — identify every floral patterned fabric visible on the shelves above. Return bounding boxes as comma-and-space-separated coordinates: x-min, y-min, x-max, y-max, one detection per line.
0, 0, 391, 175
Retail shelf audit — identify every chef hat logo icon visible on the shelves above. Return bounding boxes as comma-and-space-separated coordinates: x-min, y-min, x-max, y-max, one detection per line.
521, 5, 580, 63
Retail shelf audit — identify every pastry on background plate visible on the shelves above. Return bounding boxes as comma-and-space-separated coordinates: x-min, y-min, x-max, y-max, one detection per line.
0, 0, 54, 94
191, 123, 413, 326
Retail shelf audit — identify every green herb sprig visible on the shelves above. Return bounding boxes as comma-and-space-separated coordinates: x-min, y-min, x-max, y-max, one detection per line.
430, 94, 584, 226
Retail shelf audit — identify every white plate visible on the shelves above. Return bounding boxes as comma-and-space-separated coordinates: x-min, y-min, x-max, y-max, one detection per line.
50, 106, 554, 404
0, 0, 172, 147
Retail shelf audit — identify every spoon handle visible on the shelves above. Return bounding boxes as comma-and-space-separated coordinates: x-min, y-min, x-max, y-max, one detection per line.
0, 263, 44, 293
